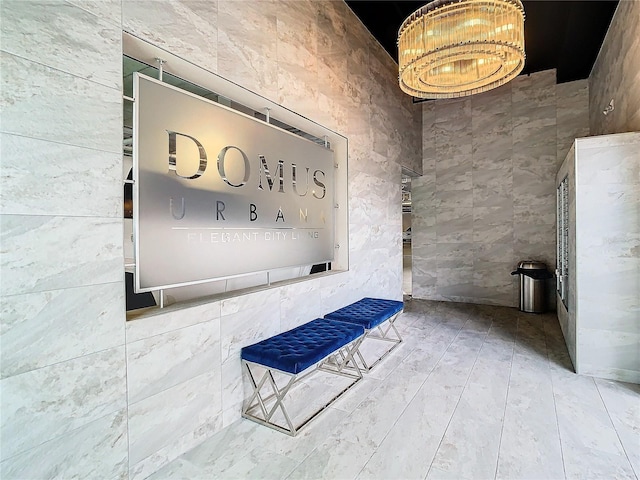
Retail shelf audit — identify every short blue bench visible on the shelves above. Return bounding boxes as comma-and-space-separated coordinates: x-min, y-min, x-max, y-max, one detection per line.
324, 297, 404, 372
241, 318, 365, 436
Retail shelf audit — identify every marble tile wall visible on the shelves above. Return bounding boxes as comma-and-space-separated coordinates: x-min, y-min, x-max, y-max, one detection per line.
1, 1, 421, 479
574, 133, 640, 383
589, 0, 640, 136
415, 70, 589, 307
120, 1, 418, 475
0, 1, 127, 479
557, 80, 589, 166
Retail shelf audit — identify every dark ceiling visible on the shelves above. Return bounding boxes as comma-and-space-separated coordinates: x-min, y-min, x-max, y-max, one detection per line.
345, 0, 618, 84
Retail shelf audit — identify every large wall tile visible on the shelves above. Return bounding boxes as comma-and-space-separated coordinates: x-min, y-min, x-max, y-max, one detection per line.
1, 1, 423, 478
123, 0, 218, 73
557, 79, 589, 164
0, 52, 121, 153
127, 319, 220, 404
317, 0, 347, 57
66, 0, 122, 26
514, 242, 556, 269
473, 168, 513, 208
580, 329, 640, 379
514, 204, 555, 226
1, 282, 125, 379
0, 133, 122, 217
276, 0, 319, 117
436, 189, 473, 209
0, 409, 128, 480
577, 140, 640, 186
0, 215, 122, 295
436, 158, 472, 191
512, 69, 556, 107
476, 243, 515, 264
220, 297, 282, 364
0, 0, 122, 89
0, 346, 126, 460
318, 270, 362, 313
590, 0, 640, 135
436, 208, 473, 243
474, 221, 514, 244
471, 83, 512, 116
220, 288, 279, 317
217, 0, 278, 100
129, 408, 223, 480
579, 285, 640, 335
577, 184, 639, 241
128, 370, 223, 468
560, 134, 639, 382
436, 243, 474, 269
415, 69, 586, 306
349, 172, 393, 226
126, 299, 221, 343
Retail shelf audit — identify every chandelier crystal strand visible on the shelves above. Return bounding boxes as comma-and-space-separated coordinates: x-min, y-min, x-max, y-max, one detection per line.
398, 0, 525, 98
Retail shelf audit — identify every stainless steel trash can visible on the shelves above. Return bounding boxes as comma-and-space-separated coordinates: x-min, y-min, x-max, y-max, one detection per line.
511, 261, 554, 313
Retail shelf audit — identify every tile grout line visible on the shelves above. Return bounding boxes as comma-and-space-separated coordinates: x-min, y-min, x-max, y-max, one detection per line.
353, 311, 466, 480
593, 379, 639, 479
493, 313, 518, 480
0, 408, 124, 467
543, 316, 568, 480
1, 341, 127, 382
284, 313, 452, 480
1, 47, 122, 92
0, 130, 123, 156
423, 313, 491, 480
0, 279, 124, 300
124, 329, 131, 479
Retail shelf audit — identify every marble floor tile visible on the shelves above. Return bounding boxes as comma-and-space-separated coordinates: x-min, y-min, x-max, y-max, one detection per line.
150, 300, 639, 480
331, 376, 382, 413
212, 448, 299, 480
286, 436, 373, 480
496, 318, 565, 480
426, 328, 515, 479
594, 378, 640, 477
552, 373, 636, 479
360, 324, 488, 480
358, 388, 459, 480
145, 457, 203, 480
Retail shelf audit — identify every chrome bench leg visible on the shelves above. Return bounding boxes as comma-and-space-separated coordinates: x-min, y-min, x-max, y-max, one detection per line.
355, 311, 404, 372
241, 336, 364, 436
242, 361, 299, 435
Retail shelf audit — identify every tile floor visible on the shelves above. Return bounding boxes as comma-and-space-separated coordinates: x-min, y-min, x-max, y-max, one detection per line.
149, 299, 640, 480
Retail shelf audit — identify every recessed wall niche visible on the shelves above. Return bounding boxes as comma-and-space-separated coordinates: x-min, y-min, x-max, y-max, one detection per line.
123, 34, 348, 311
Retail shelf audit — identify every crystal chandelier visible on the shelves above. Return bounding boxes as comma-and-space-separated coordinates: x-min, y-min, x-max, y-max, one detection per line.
398, 0, 525, 99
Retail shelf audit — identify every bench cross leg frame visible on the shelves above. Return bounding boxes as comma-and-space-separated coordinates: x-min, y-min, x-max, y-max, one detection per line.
356, 311, 403, 372
242, 336, 364, 436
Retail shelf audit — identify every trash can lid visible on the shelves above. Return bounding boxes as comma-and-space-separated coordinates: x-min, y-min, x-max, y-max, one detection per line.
517, 260, 547, 270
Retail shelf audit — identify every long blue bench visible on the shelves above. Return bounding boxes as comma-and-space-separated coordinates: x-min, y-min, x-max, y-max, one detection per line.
324, 297, 404, 372
241, 318, 365, 436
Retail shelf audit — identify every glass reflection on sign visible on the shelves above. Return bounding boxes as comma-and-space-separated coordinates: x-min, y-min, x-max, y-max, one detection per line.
134, 73, 335, 292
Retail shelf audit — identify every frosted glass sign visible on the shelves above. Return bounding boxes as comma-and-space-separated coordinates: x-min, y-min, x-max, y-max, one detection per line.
134, 73, 335, 292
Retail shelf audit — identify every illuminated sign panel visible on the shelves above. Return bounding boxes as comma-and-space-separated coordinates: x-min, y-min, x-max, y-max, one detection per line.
134, 73, 335, 292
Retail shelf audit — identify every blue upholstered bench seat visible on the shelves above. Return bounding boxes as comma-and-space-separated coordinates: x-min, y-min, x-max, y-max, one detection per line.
324, 297, 404, 330
241, 318, 365, 375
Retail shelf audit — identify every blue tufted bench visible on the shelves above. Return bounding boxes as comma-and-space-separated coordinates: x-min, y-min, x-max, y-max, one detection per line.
324, 297, 404, 372
241, 318, 365, 436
